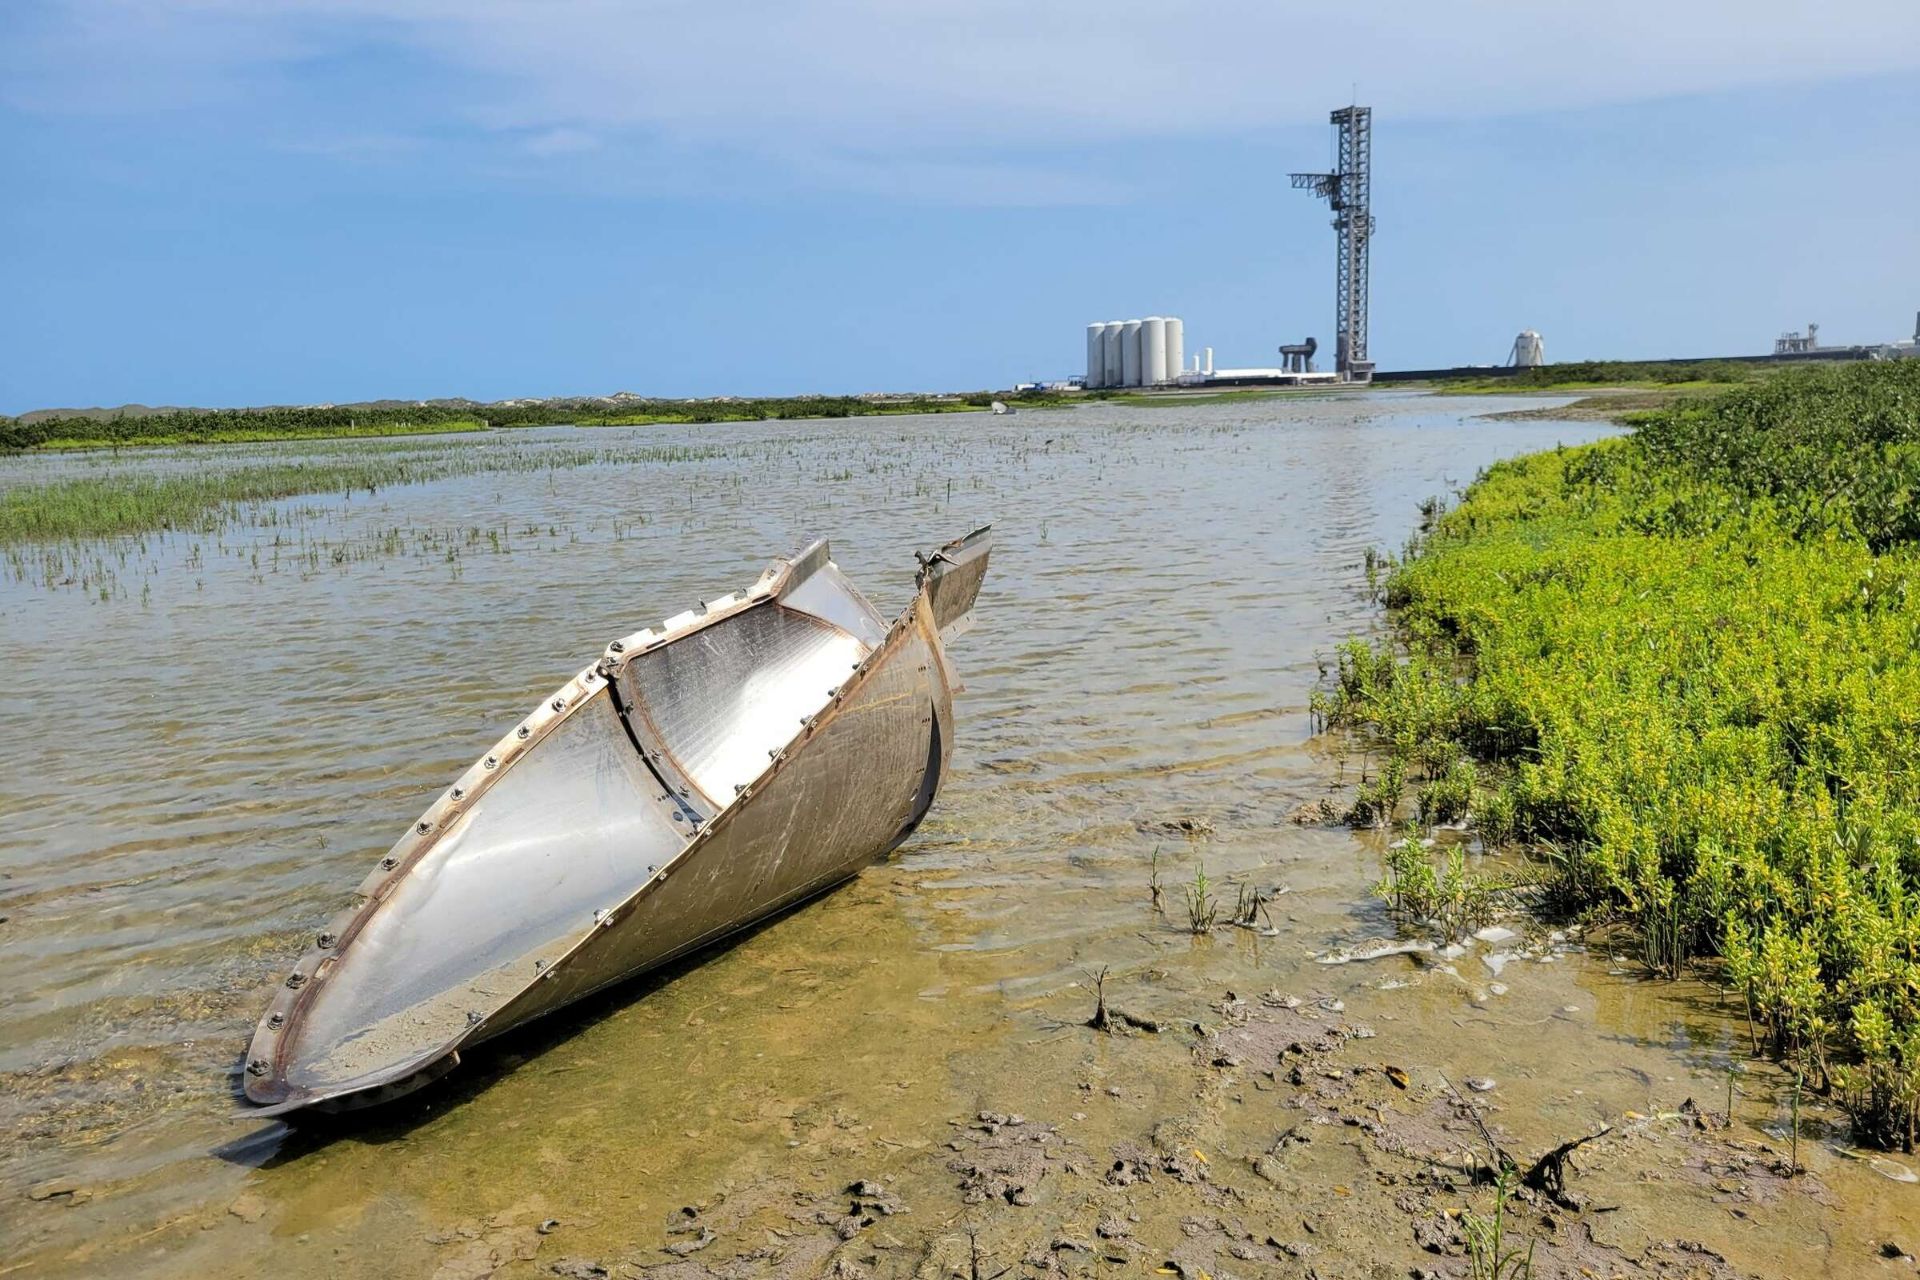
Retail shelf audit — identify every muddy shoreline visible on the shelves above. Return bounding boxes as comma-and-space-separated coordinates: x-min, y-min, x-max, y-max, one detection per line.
339, 971, 1893, 1280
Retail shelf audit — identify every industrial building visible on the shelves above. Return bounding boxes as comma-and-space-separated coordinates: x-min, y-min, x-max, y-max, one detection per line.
1085, 317, 1187, 389
1077, 104, 1378, 395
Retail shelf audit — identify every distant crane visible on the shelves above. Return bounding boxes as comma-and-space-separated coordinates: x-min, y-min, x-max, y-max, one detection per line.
1291, 106, 1375, 380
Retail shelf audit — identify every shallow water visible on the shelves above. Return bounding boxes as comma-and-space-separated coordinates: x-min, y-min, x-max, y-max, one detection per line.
2, 393, 1908, 1276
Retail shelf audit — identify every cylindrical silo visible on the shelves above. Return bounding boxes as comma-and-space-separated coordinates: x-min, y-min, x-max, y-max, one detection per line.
1086, 323, 1108, 388
1142, 317, 1168, 385
1165, 318, 1184, 386
1120, 319, 1143, 387
1103, 323, 1124, 389
1203, 347, 1214, 375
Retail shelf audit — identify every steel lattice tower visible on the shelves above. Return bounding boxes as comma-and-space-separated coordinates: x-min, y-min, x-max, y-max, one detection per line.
1290, 106, 1374, 379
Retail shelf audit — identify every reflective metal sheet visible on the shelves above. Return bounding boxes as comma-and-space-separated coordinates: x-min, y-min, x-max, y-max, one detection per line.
619, 603, 865, 807
242, 528, 992, 1113
264, 688, 687, 1103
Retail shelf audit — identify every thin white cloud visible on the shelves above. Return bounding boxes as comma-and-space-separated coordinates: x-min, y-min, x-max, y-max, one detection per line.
520, 126, 600, 156
9, 2, 1919, 160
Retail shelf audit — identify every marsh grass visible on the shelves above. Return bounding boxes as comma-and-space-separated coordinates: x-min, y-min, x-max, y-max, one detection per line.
0, 390, 1073, 452
1462, 1165, 1536, 1280
1375, 834, 1511, 941
1322, 361, 1920, 1149
1183, 867, 1218, 934
0, 438, 742, 546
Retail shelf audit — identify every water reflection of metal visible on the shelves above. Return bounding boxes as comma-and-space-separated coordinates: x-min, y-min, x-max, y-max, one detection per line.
242, 527, 992, 1114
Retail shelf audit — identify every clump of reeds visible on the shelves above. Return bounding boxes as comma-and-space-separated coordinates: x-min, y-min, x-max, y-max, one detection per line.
1461, 1164, 1535, 1280
1183, 867, 1217, 935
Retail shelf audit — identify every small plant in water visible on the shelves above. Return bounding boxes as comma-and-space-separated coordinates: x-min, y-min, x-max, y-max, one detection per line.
1377, 833, 1508, 941
1184, 867, 1218, 935
1232, 881, 1274, 930
1148, 845, 1164, 914
1376, 831, 1440, 921
1462, 1164, 1536, 1280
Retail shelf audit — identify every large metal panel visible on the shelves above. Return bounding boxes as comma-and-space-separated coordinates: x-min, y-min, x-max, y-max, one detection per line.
488, 607, 946, 1026
619, 604, 864, 808
272, 688, 687, 1100
242, 529, 993, 1113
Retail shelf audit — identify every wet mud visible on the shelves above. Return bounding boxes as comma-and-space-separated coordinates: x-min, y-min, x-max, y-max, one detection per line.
398, 987, 1847, 1280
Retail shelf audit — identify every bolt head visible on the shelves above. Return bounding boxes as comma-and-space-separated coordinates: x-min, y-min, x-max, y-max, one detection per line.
380, 856, 398, 870
484, 755, 498, 769
317, 932, 336, 949
285, 972, 307, 989
247, 1058, 270, 1077
267, 1012, 285, 1029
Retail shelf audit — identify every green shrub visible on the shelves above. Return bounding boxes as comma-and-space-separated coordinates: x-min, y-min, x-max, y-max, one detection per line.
1326, 362, 1920, 1149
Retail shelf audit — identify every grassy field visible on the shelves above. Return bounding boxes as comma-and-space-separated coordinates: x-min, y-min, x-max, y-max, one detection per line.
22, 419, 490, 450
0, 391, 1067, 451
1316, 361, 1920, 1148
0, 439, 741, 545
1432, 359, 1773, 395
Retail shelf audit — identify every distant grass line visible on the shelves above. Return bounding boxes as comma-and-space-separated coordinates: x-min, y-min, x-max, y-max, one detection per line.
0, 391, 1069, 452
27, 419, 489, 450
1431, 359, 1778, 395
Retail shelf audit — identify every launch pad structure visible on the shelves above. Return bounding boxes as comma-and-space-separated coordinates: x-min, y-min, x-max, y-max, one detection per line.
1291, 106, 1375, 381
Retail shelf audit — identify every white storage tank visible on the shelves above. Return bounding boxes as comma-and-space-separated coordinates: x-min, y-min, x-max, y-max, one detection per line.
1086, 323, 1108, 388
1164, 317, 1184, 387
1120, 319, 1143, 387
1142, 317, 1168, 385
1103, 323, 1125, 389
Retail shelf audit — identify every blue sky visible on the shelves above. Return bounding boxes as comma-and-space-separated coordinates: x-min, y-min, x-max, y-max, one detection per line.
3, 1, 1918, 412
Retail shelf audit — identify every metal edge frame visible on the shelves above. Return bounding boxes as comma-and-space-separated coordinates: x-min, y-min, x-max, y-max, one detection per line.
243, 533, 967, 1111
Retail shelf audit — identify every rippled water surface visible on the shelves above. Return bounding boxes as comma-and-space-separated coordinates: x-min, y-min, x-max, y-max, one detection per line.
5, 393, 1909, 1277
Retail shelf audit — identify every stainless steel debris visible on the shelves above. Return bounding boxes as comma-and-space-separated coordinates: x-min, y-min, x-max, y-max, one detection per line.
243, 528, 992, 1114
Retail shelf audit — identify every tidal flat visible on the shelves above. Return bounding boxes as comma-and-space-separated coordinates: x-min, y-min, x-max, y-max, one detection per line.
3, 392, 1911, 1279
